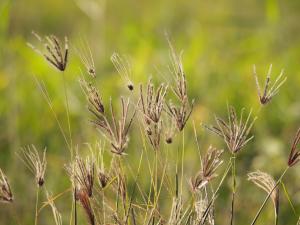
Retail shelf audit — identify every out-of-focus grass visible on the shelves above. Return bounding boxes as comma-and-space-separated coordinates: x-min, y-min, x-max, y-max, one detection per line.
0, 0, 300, 224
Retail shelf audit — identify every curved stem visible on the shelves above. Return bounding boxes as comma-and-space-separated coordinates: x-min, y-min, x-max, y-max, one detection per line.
250, 167, 289, 225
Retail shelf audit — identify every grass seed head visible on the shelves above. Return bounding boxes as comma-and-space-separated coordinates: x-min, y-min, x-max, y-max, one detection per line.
19, 145, 47, 187
252, 64, 286, 105
248, 171, 279, 218
205, 106, 256, 154
0, 169, 13, 203
288, 128, 300, 167
28, 31, 68, 72
190, 146, 223, 191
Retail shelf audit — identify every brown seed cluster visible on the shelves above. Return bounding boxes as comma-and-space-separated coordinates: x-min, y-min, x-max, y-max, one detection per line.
81, 77, 136, 155
140, 80, 168, 149
28, 31, 68, 72
252, 64, 286, 105
205, 106, 256, 154
190, 146, 223, 191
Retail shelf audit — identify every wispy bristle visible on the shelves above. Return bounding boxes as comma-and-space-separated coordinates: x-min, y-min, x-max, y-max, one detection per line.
75, 38, 96, 77
18, 145, 47, 187
111, 52, 134, 91
248, 171, 279, 222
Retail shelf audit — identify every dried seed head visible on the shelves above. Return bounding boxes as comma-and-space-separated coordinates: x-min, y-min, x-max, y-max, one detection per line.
66, 156, 95, 197
75, 39, 96, 77
140, 80, 168, 124
0, 169, 13, 203
80, 78, 105, 114
90, 98, 136, 155
77, 189, 95, 225
190, 147, 223, 191
288, 128, 300, 167
27, 31, 68, 71
248, 171, 279, 218
111, 52, 134, 91
205, 106, 256, 154
18, 145, 47, 187
253, 64, 286, 105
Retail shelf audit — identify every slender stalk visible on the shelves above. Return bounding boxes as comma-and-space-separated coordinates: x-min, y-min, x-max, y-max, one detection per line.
181, 128, 185, 197
200, 158, 233, 225
230, 155, 236, 225
275, 209, 278, 225
74, 187, 77, 225
250, 167, 289, 225
35, 187, 40, 225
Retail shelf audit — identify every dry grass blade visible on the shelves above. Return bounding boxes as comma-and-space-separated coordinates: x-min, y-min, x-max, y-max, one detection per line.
190, 146, 223, 191
18, 145, 47, 187
288, 128, 300, 167
0, 168, 13, 203
205, 106, 256, 154
45, 191, 63, 225
252, 64, 286, 105
111, 52, 134, 91
27, 31, 68, 71
248, 171, 279, 223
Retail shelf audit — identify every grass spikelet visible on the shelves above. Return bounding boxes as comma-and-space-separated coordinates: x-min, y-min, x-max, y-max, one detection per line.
252, 64, 286, 105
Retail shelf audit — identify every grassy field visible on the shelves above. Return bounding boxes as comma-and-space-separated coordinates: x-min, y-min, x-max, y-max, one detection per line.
1, 0, 300, 224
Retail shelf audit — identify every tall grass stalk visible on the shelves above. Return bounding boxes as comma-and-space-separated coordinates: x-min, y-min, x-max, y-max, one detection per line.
230, 155, 236, 225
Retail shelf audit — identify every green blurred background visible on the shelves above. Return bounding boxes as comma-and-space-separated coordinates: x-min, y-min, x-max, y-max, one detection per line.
1, 0, 300, 224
